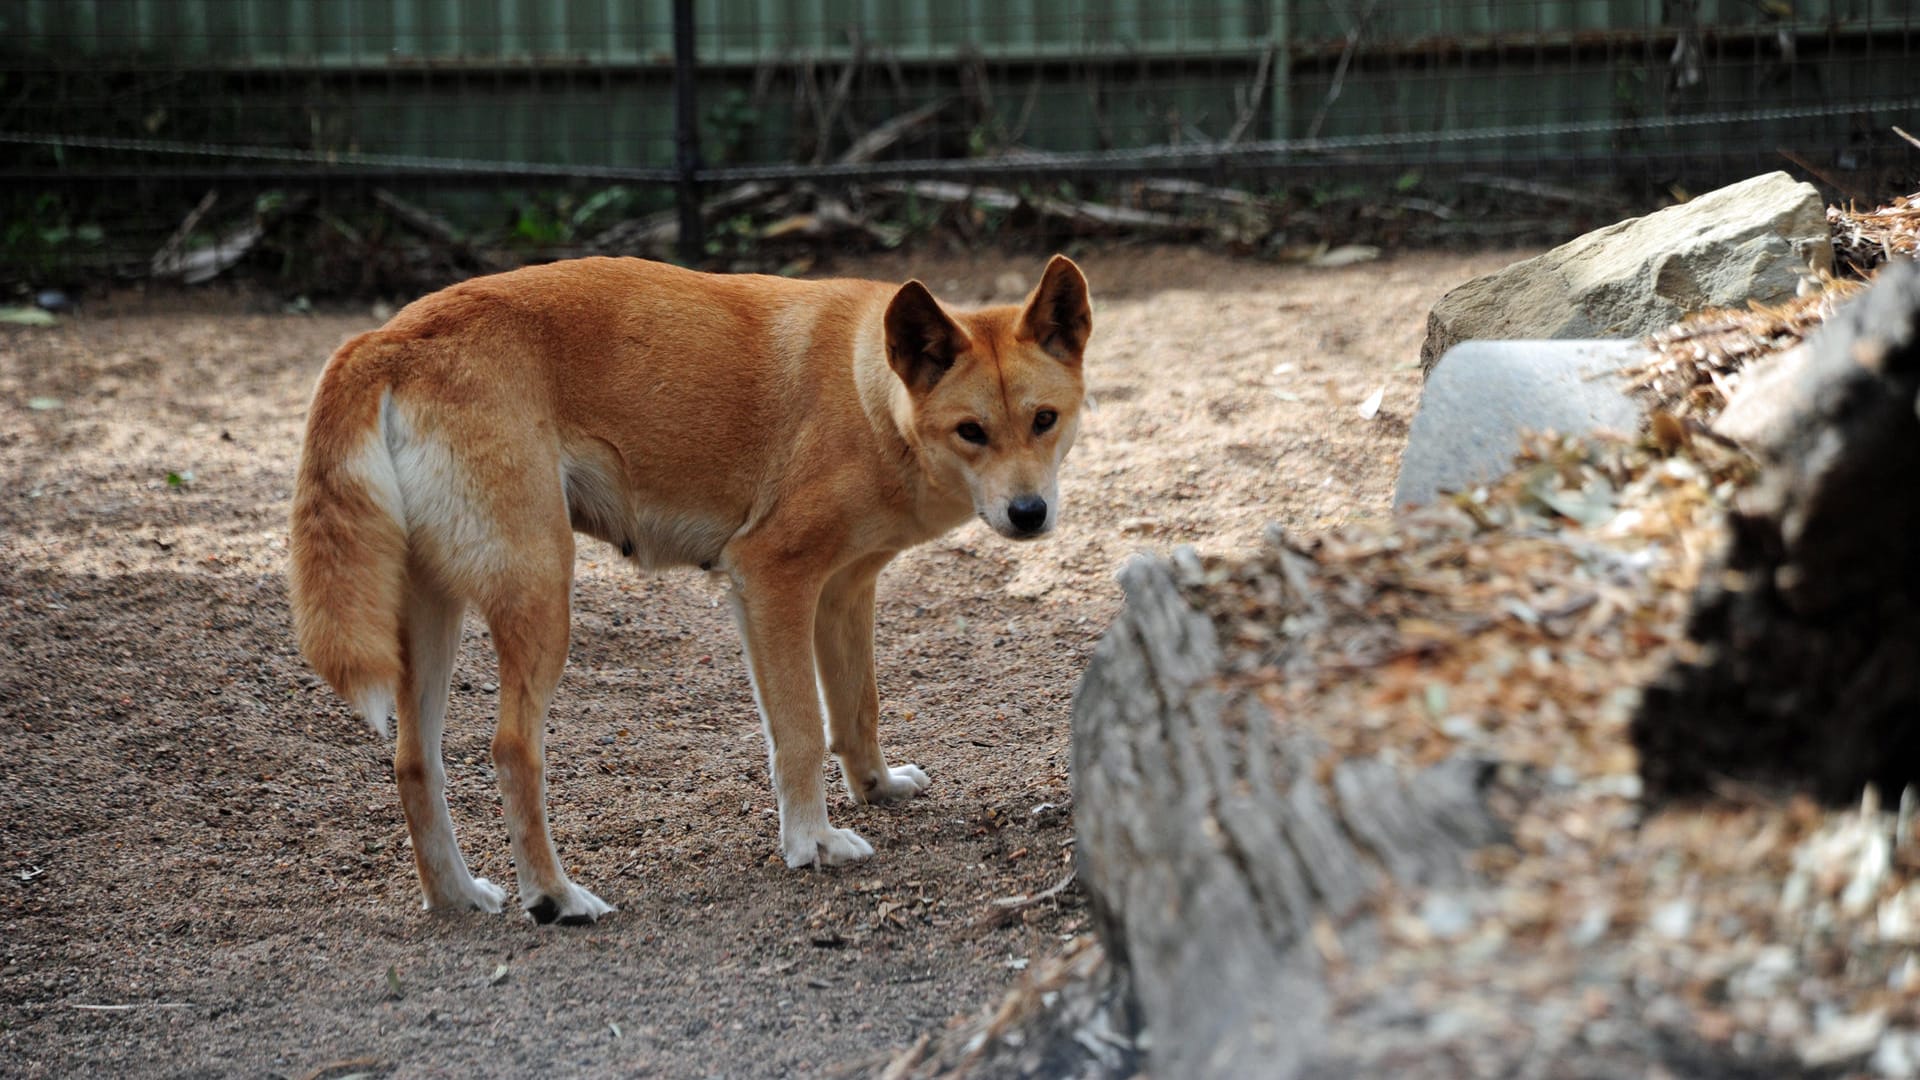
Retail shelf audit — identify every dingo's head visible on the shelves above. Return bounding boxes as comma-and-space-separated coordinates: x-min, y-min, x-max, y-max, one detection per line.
885, 255, 1092, 541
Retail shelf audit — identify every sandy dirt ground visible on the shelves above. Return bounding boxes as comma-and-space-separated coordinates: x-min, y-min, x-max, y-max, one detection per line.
0, 246, 1525, 1078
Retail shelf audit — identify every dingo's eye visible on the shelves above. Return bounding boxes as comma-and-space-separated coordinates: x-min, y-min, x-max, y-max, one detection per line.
957, 422, 988, 445
1033, 409, 1058, 434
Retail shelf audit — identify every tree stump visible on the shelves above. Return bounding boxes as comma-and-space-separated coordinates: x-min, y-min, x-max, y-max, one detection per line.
1635, 261, 1920, 802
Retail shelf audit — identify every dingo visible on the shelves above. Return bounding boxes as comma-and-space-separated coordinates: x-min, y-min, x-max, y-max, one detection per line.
289, 255, 1092, 923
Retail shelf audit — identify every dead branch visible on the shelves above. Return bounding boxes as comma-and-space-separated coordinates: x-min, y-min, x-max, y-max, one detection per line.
1226, 40, 1278, 146
148, 189, 218, 278
1305, 0, 1383, 141
587, 181, 783, 252
874, 180, 1021, 212
372, 188, 466, 248
1775, 147, 1873, 203
874, 179, 1201, 236
1458, 172, 1592, 205
373, 188, 504, 272
837, 98, 948, 166
811, 33, 864, 164
758, 198, 902, 247
1137, 178, 1261, 208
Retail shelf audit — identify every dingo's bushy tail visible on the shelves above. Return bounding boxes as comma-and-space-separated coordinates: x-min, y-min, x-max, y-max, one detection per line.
289, 333, 408, 737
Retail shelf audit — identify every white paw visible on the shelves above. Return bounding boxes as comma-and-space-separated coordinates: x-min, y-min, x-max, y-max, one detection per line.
424, 875, 508, 914
782, 825, 875, 869
523, 881, 615, 926
858, 763, 932, 805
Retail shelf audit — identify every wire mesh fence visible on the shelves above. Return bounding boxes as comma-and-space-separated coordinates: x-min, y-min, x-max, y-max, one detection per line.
2, 0, 1916, 292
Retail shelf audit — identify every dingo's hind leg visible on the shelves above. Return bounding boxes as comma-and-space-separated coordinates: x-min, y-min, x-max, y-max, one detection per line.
482, 511, 614, 926
394, 584, 506, 913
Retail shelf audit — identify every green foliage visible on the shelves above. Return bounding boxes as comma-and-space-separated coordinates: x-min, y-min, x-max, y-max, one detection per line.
2, 192, 106, 281
511, 203, 571, 246
702, 213, 758, 259
705, 89, 760, 165
1308, 182, 1370, 208
508, 187, 640, 246
570, 186, 635, 232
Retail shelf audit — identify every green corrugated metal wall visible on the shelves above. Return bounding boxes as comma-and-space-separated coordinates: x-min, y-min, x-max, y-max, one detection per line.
0, 1, 1288, 166
1, 1, 1913, 170
6, 0, 1910, 59
3, 1, 1280, 61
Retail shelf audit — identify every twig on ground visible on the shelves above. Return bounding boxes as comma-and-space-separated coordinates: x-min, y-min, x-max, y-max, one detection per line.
297, 1057, 386, 1080
975, 870, 1078, 929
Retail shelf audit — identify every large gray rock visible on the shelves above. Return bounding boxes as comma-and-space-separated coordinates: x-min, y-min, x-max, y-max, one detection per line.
1421, 172, 1834, 374
1394, 339, 1647, 512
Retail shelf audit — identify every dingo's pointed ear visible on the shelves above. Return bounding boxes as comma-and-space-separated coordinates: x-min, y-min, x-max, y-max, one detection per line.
885, 280, 968, 394
1020, 255, 1091, 364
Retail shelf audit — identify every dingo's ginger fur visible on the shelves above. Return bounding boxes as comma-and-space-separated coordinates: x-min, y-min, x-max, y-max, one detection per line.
289, 255, 1091, 922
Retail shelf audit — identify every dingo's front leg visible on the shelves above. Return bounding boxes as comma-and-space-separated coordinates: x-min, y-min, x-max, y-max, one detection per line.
816, 556, 931, 805
725, 560, 874, 869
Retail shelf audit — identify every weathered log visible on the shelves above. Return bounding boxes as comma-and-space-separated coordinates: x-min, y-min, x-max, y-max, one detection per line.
1635, 261, 1920, 802
1070, 558, 1511, 1078
1052, 551, 1824, 1079
1074, 558, 1326, 1078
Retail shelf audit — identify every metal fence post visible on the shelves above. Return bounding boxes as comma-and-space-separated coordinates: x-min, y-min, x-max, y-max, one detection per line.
672, 0, 704, 264
1272, 0, 1292, 142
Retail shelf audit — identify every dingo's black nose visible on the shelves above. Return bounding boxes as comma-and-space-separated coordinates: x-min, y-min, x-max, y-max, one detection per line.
1007, 495, 1048, 534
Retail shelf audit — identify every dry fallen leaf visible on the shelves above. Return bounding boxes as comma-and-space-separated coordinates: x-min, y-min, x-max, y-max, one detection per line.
1357, 387, 1385, 420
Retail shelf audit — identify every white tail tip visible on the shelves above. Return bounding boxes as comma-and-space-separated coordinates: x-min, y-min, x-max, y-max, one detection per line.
351, 689, 396, 740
